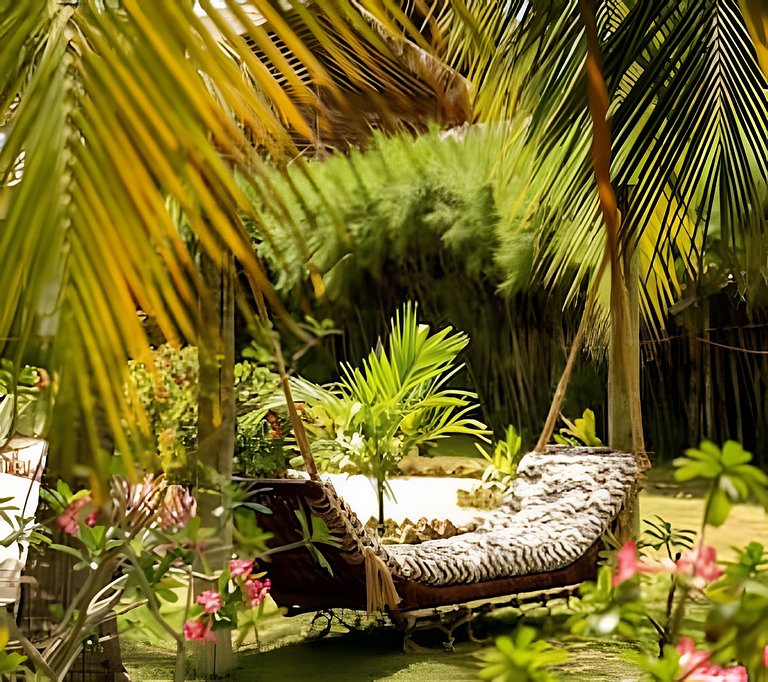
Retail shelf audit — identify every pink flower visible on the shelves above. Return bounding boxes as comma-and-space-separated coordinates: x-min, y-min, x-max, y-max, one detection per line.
763, 644, 768, 669
677, 638, 713, 678
56, 514, 78, 536
243, 578, 271, 608
85, 510, 98, 527
613, 540, 641, 586
195, 590, 223, 614
229, 559, 254, 579
56, 496, 94, 536
183, 619, 216, 642
685, 664, 747, 681
676, 545, 723, 588
675, 637, 747, 681
613, 540, 674, 587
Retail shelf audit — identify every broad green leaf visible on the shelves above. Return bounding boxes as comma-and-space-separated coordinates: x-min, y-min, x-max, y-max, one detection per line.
706, 486, 733, 527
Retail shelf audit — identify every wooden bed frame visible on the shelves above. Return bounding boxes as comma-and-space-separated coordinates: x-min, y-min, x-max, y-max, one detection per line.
244, 478, 604, 647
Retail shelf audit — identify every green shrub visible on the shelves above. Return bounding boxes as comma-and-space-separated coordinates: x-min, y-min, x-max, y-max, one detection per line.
127, 345, 291, 479
128, 345, 198, 478
0, 359, 48, 440
234, 410, 289, 477
553, 408, 602, 447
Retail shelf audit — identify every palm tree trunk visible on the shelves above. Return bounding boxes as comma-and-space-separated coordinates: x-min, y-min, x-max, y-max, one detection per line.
579, 0, 645, 460
193, 244, 236, 676
608, 257, 635, 453
537, 1, 646, 457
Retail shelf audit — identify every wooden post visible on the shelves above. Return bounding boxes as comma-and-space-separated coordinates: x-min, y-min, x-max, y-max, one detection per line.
192, 245, 236, 676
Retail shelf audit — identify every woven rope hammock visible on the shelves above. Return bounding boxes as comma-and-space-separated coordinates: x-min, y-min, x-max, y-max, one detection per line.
271, 319, 645, 618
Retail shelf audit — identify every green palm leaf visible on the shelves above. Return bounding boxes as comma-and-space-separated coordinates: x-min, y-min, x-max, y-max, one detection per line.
521, 0, 768, 327
0, 0, 469, 487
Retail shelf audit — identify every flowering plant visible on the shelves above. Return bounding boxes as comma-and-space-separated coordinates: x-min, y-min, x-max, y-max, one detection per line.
0, 475, 200, 679
479, 440, 768, 682
1, 473, 306, 681
567, 440, 768, 681
182, 559, 272, 642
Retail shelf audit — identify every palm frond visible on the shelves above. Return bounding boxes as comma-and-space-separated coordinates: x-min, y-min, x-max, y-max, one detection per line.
520, 0, 768, 328
0, 0, 470, 487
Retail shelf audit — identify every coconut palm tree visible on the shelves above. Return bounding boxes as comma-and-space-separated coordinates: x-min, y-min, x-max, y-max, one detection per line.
1, 1, 766, 675
245, 0, 768, 457
426, 0, 768, 454
0, 2, 470, 674
0, 0, 469, 487
5, 0, 765, 500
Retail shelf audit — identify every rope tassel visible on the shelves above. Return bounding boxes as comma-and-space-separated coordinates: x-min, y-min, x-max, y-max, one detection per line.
363, 547, 401, 615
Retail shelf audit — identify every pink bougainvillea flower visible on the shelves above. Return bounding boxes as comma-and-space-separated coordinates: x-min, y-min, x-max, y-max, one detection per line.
229, 559, 254, 579
56, 496, 93, 536
676, 638, 713, 678
183, 619, 216, 642
675, 637, 747, 681
612, 540, 674, 587
676, 545, 723, 588
244, 577, 271, 608
195, 590, 223, 614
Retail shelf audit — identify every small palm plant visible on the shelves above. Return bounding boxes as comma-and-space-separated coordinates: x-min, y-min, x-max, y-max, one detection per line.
477, 424, 524, 487
457, 424, 524, 509
553, 409, 602, 447
297, 302, 487, 531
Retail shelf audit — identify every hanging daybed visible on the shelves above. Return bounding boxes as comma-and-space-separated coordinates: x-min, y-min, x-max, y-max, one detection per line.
245, 445, 640, 641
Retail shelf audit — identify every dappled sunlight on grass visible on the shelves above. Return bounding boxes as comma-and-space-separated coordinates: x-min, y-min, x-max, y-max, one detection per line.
123, 482, 767, 681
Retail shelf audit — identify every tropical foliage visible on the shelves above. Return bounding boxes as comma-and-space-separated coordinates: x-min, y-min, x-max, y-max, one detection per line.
294, 303, 487, 527
0, 361, 47, 442
569, 440, 767, 680
480, 440, 768, 681
554, 409, 603, 448
477, 625, 568, 682
245, 111, 768, 459
245, 125, 598, 443
440, 0, 768, 322
476, 424, 524, 486
1, 0, 766, 478
127, 344, 291, 480
0, 0, 466, 486
456, 424, 524, 510
1, 473, 343, 680
2, 0, 768, 676
4, 475, 203, 679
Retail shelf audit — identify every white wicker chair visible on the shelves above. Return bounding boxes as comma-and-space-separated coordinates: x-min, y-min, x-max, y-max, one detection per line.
0, 437, 47, 623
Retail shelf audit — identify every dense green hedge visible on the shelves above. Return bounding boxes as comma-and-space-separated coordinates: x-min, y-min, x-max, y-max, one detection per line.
245, 128, 768, 463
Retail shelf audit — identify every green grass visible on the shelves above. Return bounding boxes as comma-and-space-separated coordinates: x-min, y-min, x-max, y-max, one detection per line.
123, 489, 766, 681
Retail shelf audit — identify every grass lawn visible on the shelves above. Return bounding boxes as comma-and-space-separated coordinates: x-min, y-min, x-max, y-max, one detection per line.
122, 474, 766, 681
